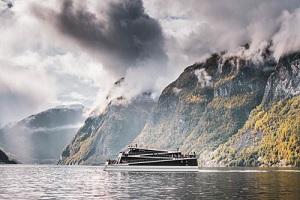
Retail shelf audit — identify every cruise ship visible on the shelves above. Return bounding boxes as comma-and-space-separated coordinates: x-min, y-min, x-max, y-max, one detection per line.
103, 146, 199, 172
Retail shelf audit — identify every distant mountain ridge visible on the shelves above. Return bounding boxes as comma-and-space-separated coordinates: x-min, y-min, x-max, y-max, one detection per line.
0, 104, 85, 164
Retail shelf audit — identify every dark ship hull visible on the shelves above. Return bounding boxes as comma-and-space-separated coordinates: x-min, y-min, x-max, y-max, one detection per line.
104, 146, 199, 172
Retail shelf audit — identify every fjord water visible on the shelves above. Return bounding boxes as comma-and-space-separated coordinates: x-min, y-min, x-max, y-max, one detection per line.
0, 165, 299, 200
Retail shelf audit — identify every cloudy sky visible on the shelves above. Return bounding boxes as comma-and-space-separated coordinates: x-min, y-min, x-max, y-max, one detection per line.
1, 0, 300, 125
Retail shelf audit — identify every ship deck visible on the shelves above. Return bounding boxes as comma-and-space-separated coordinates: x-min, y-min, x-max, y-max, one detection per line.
103, 165, 199, 172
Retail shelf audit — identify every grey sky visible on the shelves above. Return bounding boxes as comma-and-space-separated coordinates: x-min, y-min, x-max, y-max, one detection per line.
1, 0, 300, 125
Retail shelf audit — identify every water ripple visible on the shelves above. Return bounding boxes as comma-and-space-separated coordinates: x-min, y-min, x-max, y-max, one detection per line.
0, 165, 299, 200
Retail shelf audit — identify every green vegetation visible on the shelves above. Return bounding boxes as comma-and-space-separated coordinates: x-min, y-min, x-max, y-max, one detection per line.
182, 91, 261, 157
184, 94, 206, 104
213, 96, 300, 167
209, 94, 254, 110
63, 135, 94, 164
214, 74, 236, 88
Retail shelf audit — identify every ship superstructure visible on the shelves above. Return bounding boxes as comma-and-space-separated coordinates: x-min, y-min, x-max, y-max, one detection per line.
104, 146, 198, 171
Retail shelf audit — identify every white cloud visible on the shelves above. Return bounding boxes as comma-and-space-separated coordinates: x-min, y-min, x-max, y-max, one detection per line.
172, 87, 182, 95
272, 8, 300, 60
0, 64, 57, 125
144, 0, 300, 62
194, 68, 212, 88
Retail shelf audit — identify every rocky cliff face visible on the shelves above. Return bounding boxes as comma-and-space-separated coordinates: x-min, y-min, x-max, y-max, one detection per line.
133, 53, 274, 160
59, 95, 154, 165
210, 52, 300, 167
262, 52, 300, 107
0, 105, 85, 164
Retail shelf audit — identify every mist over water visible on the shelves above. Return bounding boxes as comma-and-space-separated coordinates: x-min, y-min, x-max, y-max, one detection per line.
0, 165, 299, 200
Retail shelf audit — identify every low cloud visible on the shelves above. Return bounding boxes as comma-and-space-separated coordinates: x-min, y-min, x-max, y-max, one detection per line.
0, 64, 57, 126
272, 8, 300, 59
195, 69, 212, 88
145, 0, 300, 63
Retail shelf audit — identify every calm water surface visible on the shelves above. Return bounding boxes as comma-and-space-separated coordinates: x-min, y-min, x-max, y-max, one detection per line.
0, 165, 299, 200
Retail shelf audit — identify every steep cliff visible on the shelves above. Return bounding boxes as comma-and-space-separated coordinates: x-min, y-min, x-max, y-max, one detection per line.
133, 53, 274, 160
59, 95, 154, 165
210, 52, 300, 167
0, 105, 85, 164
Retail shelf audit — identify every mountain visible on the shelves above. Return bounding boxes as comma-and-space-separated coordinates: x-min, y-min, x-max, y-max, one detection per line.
59, 95, 154, 165
210, 52, 300, 167
0, 104, 85, 164
134, 51, 300, 167
0, 149, 18, 164
57, 49, 299, 167
133, 52, 274, 159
